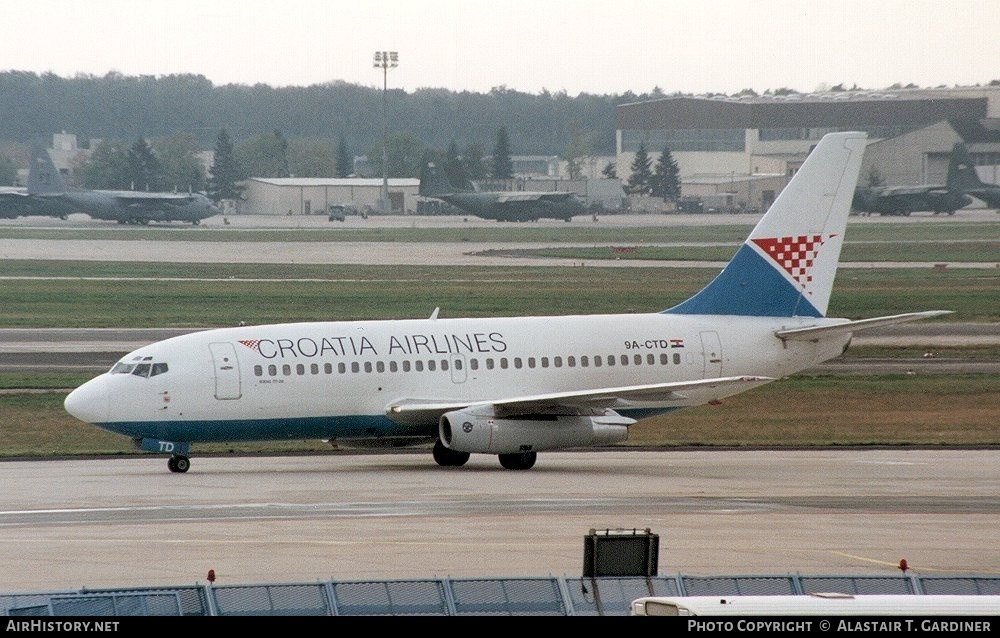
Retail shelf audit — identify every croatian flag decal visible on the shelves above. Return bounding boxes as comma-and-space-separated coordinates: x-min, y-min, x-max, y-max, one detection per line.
752, 234, 829, 289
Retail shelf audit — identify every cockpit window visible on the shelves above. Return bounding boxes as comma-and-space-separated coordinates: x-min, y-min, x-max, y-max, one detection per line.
111, 360, 168, 376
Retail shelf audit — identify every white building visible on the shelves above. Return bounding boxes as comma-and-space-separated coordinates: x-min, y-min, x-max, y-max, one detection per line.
240, 177, 421, 215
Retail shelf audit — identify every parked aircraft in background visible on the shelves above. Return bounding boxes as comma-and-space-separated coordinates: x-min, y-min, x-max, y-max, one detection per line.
852, 145, 974, 216
24, 146, 220, 225
419, 163, 587, 222
0, 187, 32, 218
949, 142, 1000, 209
64, 132, 949, 473
852, 183, 971, 216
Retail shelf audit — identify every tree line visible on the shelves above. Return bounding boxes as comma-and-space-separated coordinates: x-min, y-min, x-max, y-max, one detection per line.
0, 71, 649, 182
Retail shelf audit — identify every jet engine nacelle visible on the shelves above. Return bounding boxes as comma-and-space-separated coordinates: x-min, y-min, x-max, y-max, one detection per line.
439, 409, 632, 454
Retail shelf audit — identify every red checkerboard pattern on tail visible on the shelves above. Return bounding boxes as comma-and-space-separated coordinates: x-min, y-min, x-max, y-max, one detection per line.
751, 235, 828, 289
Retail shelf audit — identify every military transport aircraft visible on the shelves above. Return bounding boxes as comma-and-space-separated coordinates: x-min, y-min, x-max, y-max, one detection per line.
948, 142, 1000, 210
419, 163, 587, 222
851, 145, 973, 216
24, 146, 220, 225
64, 132, 949, 473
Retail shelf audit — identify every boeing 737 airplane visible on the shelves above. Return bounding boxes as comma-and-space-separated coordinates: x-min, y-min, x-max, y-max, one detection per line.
25, 146, 220, 225
64, 132, 949, 473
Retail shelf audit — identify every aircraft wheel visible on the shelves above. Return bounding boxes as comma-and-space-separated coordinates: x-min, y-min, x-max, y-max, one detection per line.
168, 455, 191, 473
498, 451, 536, 470
432, 440, 470, 467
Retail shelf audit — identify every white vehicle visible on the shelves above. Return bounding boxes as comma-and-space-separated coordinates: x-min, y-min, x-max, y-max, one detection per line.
64, 132, 948, 473
630, 593, 1000, 616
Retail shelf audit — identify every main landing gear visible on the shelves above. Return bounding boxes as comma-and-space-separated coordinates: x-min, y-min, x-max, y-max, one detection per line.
498, 451, 537, 470
431, 440, 537, 470
432, 440, 470, 467
167, 455, 191, 473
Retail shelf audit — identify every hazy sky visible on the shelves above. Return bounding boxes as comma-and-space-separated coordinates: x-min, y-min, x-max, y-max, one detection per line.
5, 0, 998, 96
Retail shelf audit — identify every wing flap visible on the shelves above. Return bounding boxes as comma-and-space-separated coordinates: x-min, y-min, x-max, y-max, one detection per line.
386, 375, 772, 425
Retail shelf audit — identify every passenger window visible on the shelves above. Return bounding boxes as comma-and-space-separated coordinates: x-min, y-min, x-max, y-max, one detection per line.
415, 360, 424, 372
364, 362, 373, 373
132, 363, 151, 377
376, 361, 385, 373
581, 356, 589, 367
254, 365, 263, 377
673, 353, 681, 364
541, 357, 549, 368
389, 361, 398, 372
528, 357, 536, 368
567, 356, 576, 367
593, 356, 601, 367
441, 359, 449, 371
500, 358, 508, 369
514, 357, 522, 369
634, 354, 642, 365
428, 360, 436, 371
351, 362, 360, 373
403, 360, 411, 372
338, 363, 346, 374
150, 363, 168, 377
324, 363, 332, 374
554, 356, 563, 368
296, 364, 305, 375
620, 355, 628, 365
660, 353, 668, 365
607, 355, 615, 366
311, 363, 319, 375
283, 364, 292, 376
268, 364, 277, 376
470, 359, 479, 370
486, 359, 495, 370
647, 354, 655, 365
453, 359, 462, 370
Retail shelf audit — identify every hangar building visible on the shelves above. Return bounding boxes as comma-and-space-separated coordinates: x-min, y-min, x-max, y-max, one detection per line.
239, 177, 420, 216
616, 86, 1000, 212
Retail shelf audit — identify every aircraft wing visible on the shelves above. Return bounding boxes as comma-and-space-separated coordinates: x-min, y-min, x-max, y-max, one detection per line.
111, 192, 201, 206
385, 375, 772, 425
495, 192, 577, 204
774, 310, 953, 342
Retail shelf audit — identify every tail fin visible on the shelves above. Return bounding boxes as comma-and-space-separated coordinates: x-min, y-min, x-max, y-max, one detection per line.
665, 131, 867, 318
419, 162, 457, 197
947, 143, 987, 190
26, 145, 67, 195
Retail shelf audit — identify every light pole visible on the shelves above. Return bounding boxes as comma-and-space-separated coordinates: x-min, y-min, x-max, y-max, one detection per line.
373, 51, 398, 213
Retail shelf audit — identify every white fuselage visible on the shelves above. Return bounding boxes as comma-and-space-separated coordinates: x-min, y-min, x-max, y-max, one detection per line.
67, 312, 850, 444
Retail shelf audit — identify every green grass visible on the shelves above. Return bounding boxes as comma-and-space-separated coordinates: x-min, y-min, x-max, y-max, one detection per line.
0, 218, 996, 244
2, 374, 996, 459
1, 218, 996, 457
1, 262, 996, 327
529, 240, 999, 262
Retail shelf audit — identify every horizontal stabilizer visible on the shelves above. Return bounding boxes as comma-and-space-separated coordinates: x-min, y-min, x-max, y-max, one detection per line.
386, 375, 772, 425
774, 310, 953, 342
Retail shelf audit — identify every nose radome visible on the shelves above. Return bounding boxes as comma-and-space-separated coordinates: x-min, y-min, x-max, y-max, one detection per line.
64, 376, 110, 424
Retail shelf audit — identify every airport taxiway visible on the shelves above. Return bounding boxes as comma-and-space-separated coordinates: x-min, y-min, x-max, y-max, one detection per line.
0, 449, 998, 593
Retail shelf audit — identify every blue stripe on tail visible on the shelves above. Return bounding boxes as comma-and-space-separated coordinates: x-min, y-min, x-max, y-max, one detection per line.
662, 244, 823, 318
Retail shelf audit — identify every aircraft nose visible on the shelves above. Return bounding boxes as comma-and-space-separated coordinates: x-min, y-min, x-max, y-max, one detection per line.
64, 376, 110, 424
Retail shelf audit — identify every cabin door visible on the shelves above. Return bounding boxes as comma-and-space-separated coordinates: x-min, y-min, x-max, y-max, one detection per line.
450, 354, 467, 384
209, 342, 242, 400
699, 331, 723, 378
